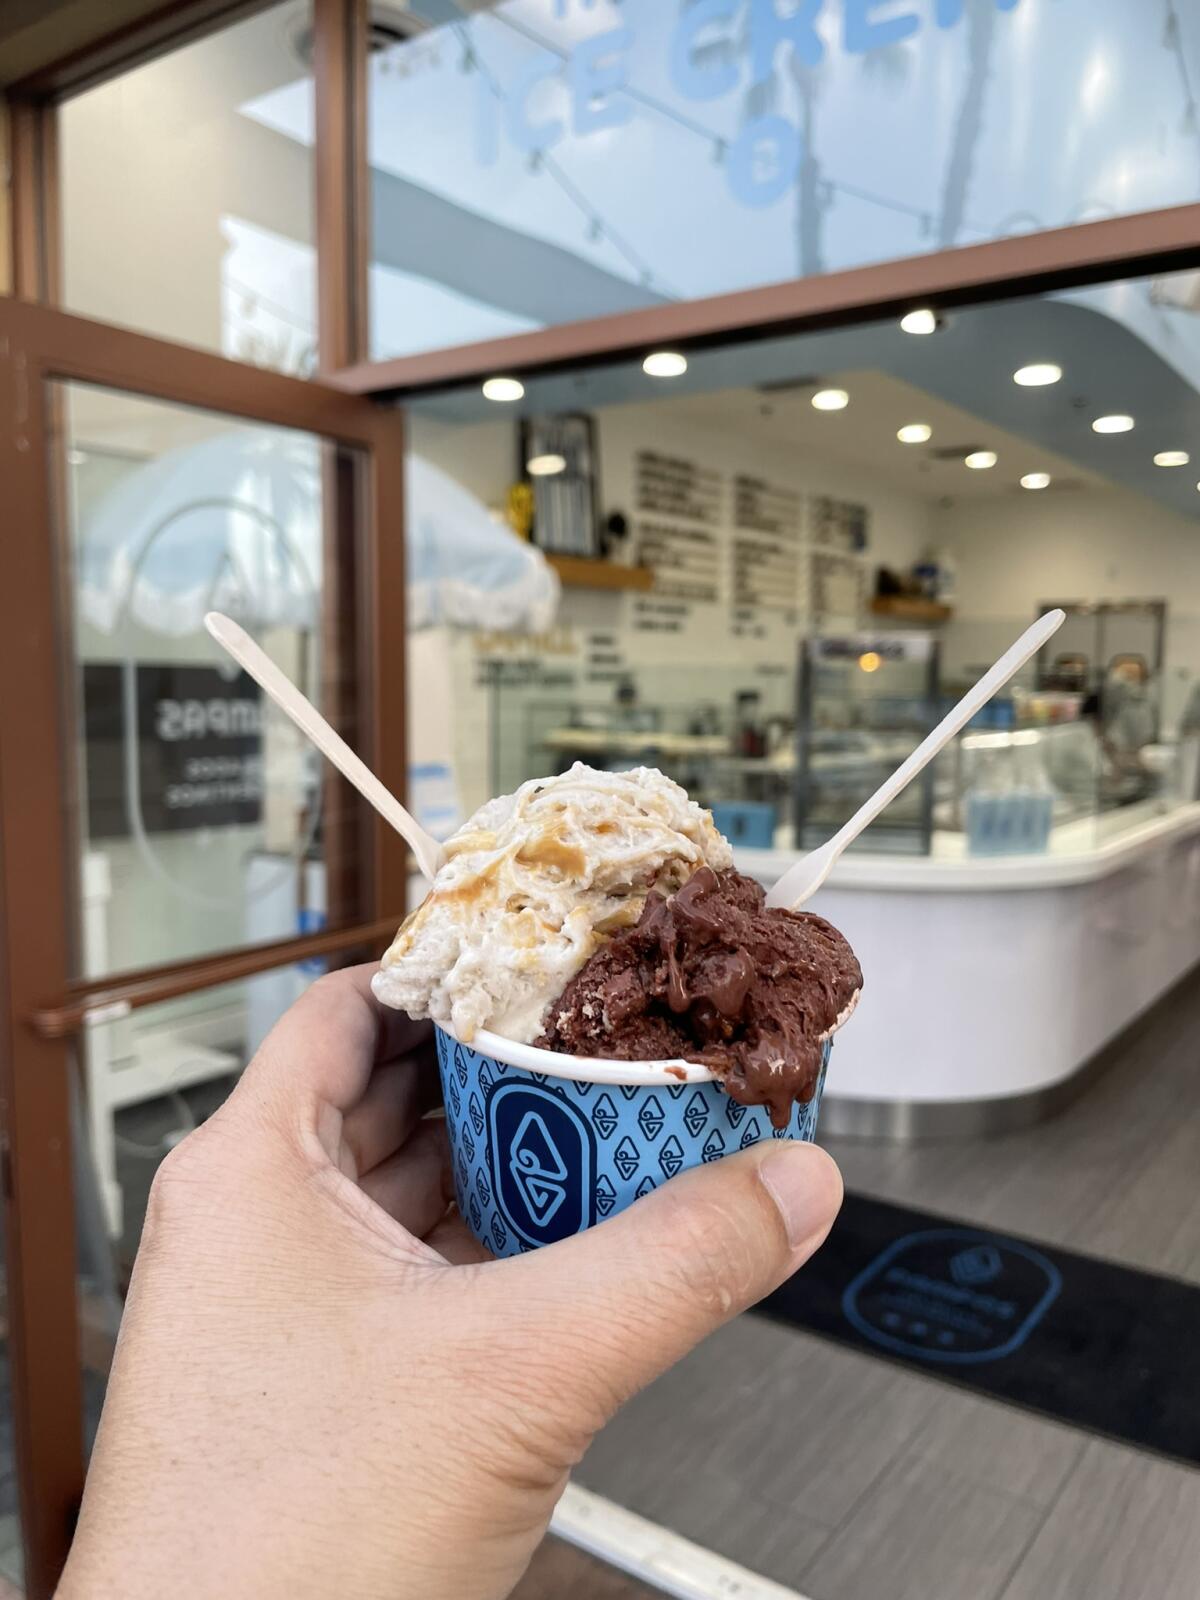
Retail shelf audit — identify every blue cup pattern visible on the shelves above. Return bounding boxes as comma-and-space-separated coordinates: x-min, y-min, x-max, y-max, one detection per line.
435, 1027, 832, 1257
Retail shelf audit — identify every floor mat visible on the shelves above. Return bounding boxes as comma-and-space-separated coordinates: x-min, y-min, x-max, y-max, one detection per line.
759, 1190, 1200, 1466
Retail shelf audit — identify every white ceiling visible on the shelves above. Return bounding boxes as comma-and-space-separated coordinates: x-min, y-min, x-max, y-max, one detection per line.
660, 370, 1105, 504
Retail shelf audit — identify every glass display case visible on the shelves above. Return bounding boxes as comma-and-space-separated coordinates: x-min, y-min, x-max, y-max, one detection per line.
487, 658, 794, 834
485, 624, 1197, 862
794, 633, 939, 855
939, 723, 1099, 856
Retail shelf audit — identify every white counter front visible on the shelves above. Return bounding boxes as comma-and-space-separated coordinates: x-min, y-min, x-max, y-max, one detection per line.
737, 802, 1200, 1134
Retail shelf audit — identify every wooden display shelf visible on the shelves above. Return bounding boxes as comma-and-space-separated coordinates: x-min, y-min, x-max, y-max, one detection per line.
546, 553, 654, 592
870, 595, 954, 623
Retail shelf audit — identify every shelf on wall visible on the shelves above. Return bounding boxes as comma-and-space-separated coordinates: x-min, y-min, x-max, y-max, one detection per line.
545, 554, 654, 592
870, 596, 954, 623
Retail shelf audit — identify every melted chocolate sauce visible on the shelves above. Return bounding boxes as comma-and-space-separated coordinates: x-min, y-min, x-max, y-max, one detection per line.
536, 867, 862, 1128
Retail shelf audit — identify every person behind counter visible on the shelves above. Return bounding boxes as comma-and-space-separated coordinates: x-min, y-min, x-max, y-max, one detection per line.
1097, 653, 1157, 804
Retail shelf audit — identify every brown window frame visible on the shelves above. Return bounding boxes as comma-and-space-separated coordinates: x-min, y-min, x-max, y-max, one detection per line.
337, 200, 1200, 399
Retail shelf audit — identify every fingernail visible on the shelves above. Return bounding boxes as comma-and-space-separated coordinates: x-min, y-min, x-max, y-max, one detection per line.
759, 1146, 835, 1250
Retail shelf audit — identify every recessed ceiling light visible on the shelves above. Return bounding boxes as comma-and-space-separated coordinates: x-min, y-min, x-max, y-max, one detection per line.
1154, 450, 1190, 467
1014, 363, 1062, 387
527, 453, 566, 476
1021, 472, 1052, 490
964, 450, 997, 470
897, 423, 932, 444
900, 308, 938, 335
482, 376, 524, 402
1092, 414, 1134, 433
812, 388, 849, 411
642, 351, 688, 378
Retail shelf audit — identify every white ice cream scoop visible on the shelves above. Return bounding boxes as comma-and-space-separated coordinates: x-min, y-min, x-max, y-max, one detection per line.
204, 611, 447, 883
766, 608, 1066, 911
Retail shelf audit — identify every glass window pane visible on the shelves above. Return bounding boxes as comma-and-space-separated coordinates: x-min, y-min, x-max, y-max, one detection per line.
405, 265, 1199, 866
369, 1, 1200, 361
55, 382, 366, 978
59, 2, 315, 374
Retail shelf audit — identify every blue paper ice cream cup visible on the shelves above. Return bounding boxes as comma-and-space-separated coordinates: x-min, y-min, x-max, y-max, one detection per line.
434, 1009, 853, 1258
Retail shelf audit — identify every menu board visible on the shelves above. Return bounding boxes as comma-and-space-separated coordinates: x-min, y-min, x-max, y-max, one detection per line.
731, 473, 802, 612
811, 551, 865, 621
811, 494, 870, 553
634, 450, 723, 603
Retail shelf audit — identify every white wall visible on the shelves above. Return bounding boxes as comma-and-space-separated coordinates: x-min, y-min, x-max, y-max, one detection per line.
58, 3, 313, 366
934, 488, 1200, 728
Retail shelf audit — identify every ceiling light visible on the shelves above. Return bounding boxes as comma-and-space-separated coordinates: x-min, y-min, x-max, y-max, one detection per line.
900, 308, 937, 335
642, 351, 687, 378
1021, 472, 1051, 490
812, 388, 849, 411
964, 450, 997, 470
482, 376, 524, 402
1154, 450, 1190, 467
1014, 363, 1062, 386
858, 651, 882, 673
897, 423, 932, 444
527, 453, 566, 476
1092, 414, 1134, 434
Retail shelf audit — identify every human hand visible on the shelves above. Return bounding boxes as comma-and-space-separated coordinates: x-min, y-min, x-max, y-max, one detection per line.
58, 964, 842, 1600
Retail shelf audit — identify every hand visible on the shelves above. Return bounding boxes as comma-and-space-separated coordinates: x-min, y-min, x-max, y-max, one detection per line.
58, 964, 842, 1600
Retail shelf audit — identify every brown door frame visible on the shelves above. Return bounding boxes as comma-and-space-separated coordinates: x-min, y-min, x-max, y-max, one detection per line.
0, 293, 405, 1598
2, 6, 392, 1594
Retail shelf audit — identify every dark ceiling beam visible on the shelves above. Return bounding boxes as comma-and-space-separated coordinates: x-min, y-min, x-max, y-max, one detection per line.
225, 118, 665, 333
369, 161, 667, 329
0, 0, 269, 95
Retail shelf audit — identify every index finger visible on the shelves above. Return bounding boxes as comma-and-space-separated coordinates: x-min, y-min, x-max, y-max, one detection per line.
243, 961, 433, 1115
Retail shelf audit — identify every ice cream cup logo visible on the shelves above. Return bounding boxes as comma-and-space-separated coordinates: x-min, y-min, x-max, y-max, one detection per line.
487, 1080, 596, 1248
636, 1096, 665, 1140
613, 1136, 639, 1181
454, 1046, 470, 1088
702, 1128, 726, 1163
658, 1135, 685, 1179
592, 1094, 619, 1140
683, 1091, 709, 1137
508, 1113, 570, 1231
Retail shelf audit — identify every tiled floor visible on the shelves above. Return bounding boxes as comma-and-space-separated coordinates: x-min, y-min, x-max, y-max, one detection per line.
574, 970, 1200, 1599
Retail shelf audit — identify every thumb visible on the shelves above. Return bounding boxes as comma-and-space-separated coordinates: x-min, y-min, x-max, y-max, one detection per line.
510, 1141, 842, 1425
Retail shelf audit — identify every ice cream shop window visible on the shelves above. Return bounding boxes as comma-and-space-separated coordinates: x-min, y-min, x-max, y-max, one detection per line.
405, 266, 1200, 865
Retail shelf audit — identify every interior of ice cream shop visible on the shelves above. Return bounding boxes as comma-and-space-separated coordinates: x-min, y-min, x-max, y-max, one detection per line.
2, 3, 1200, 1599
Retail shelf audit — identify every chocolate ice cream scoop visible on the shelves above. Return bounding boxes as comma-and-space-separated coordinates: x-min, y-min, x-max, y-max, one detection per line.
536, 866, 861, 1128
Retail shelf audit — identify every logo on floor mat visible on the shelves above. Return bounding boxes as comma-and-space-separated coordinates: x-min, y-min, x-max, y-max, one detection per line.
487, 1081, 596, 1248
842, 1229, 1061, 1364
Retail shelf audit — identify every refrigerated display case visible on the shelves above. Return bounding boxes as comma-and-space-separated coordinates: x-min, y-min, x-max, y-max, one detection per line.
794, 633, 939, 855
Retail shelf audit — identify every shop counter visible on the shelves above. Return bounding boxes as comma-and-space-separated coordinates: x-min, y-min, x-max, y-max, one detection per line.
737, 801, 1200, 1137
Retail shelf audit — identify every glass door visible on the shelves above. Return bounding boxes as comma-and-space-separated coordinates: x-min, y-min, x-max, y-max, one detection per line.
0, 295, 406, 1597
